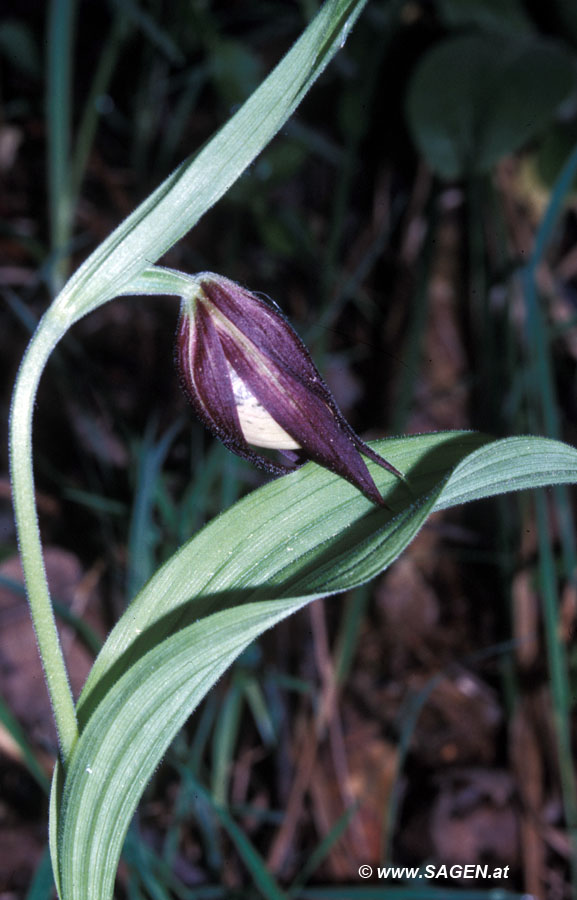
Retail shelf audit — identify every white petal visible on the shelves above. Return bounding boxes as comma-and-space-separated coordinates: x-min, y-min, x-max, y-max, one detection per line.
228, 365, 300, 450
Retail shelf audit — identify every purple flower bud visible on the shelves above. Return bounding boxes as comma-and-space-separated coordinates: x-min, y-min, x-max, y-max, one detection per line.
175, 273, 404, 505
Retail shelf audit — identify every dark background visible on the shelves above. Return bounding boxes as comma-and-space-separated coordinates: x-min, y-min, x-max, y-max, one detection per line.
2, 0, 577, 897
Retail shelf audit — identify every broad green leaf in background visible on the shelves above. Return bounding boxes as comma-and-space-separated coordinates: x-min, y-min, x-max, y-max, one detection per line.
437, 0, 534, 36
406, 33, 576, 179
52, 432, 577, 900
210, 38, 263, 107
0, 19, 41, 77
535, 123, 577, 193
552, 0, 577, 49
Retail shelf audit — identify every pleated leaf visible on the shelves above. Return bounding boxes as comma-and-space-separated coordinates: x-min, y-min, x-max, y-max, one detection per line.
52, 432, 577, 900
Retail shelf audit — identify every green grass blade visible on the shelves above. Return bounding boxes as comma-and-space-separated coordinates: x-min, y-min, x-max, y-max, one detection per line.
113, 0, 184, 65
0, 692, 50, 793
25, 846, 55, 900
210, 677, 244, 806
127, 419, 182, 599
534, 491, 577, 871
46, 0, 76, 291
71, 10, 128, 201
520, 140, 577, 888
243, 676, 277, 747
289, 803, 358, 893
197, 782, 290, 900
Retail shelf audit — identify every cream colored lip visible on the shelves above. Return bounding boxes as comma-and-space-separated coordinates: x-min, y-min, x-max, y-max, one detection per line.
227, 364, 300, 450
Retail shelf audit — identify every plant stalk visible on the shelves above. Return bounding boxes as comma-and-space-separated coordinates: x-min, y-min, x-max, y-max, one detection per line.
9, 311, 79, 766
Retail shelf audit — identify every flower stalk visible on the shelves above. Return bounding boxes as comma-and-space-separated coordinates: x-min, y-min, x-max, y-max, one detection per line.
10, 312, 79, 766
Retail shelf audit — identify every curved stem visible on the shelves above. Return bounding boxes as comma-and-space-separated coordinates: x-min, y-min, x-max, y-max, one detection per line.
8, 267, 192, 770
10, 311, 78, 767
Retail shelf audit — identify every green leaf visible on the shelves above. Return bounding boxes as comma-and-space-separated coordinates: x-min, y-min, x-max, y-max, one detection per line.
210, 39, 263, 107
50, 0, 369, 326
532, 124, 577, 197
551, 0, 577, 49
53, 432, 577, 899
0, 692, 50, 793
437, 0, 534, 36
406, 33, 576, 179
25, 847, 55, 900
0, 20, 41, 77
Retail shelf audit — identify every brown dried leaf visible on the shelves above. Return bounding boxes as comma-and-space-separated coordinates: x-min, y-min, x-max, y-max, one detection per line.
512, 569, 540, 669
413, 671, 502, 767
510, 696, 545, 897
430, 768, 518, 867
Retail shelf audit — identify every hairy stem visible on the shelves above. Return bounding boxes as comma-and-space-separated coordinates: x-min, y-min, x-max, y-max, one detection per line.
9, 311, 78, 766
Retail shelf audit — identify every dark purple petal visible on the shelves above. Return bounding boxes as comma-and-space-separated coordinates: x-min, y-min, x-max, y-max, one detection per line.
176, 274, 405, 505
200, 276, 321, 382
200, 276, 401, 471
219, 331, 393, 505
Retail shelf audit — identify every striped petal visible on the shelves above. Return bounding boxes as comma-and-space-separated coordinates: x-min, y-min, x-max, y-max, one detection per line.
176, 273, 405, 505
